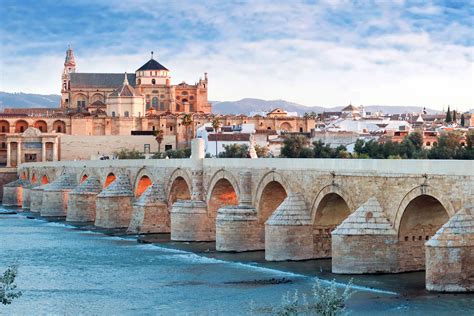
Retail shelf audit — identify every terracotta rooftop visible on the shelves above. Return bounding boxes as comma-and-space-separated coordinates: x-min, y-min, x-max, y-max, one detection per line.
208, 133, 251, 141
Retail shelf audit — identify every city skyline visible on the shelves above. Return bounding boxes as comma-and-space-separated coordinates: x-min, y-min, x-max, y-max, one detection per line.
0, 0, 473, 110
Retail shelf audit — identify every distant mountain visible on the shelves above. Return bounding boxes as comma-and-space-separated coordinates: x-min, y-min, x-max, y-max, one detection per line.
0, 92, 60, 109
0, 91, 442, 115
211, 98, 441, 115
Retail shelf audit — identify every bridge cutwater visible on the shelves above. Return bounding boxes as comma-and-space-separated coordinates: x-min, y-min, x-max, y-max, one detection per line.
3, 139, 473, 293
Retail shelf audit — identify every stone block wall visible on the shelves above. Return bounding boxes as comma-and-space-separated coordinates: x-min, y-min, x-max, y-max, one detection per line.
95, 196, 133, 228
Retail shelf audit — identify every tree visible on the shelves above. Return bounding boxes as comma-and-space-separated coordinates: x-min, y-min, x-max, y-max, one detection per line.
211, 118, 221, 157
445, 105, 452, 123
453, 110, 457, 123
461, 113, 465, 127
280, 135, 309, 158
180, 114, 193, 148
254, 144, 270, 158
1, 265, 22, 305
113, 148, 145, 159
218, 144, 249, 158
428, 132, 462, 159
153, 129, 164, 154
406, 132, 423, 151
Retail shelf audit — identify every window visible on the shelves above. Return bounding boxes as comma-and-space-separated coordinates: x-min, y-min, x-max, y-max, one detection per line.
112, 111, 116, 117
20, 126, 25, 132
1, 142, 5, 149
189, 103, 194, 112
300, 127, 303, 132
152, 97, 158, 109
144, 144, 150, 154
137, 79, 141, 85
160, 94, 164, 98
56, 126, 62, 133
165, 145, 172, 151
1, 126, 5, 132
146, 101, 151, 110
426, 142, 431, 146
152, 79, 156, 85
160, 102, 165, 111
124, 111, 130, 117
77, 100, 86, 108
182, 91, 188, 95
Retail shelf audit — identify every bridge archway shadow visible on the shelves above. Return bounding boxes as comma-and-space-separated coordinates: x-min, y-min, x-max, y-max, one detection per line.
104, 173, 116, 188
398, 194, 449, 272
168, 176, 191, 209
135, 175, 152, 198
207, 178, 239, 238
41, 175, 49, 185
258, 180, 288, 245
312, 193, 350, 258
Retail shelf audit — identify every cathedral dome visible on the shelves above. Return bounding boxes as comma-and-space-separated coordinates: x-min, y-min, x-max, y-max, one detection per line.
136, 58, 168, 71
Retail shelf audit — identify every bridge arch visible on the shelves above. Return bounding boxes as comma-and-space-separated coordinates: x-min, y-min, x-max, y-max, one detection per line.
395, 185, 454, 272
103, 172, 116, 188
40, 174, 49, 185
134, 168, 155, 197
254, 171, 290, 226
206, 171, 239, 220
166, 168, 192, 201
311, 185, 353, 258
31, 172, 37, 184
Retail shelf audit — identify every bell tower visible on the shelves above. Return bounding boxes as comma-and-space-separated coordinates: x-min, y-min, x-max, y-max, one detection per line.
61, 45, 76, 108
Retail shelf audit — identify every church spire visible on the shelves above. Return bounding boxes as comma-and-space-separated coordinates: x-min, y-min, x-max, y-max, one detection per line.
123, 72, 129, 85
64, 45, 76, 67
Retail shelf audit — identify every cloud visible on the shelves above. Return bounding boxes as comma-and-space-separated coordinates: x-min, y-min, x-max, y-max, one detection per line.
0, 0, 472, 110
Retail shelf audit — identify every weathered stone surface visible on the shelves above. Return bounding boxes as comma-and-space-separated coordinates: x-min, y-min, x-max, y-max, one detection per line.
2, 178, 28, 207
332, 198, 398, 273
95, 174, 133, 228
40, 173, 78, 217
170, 200, 211, 241
30, 186, 46, 213
128, 182, 169, 234
21, 182, 37, 209
426, 205, 474, 292
66, 175, 102, 222
265, 192, 313, 261
216, 205, 261, 251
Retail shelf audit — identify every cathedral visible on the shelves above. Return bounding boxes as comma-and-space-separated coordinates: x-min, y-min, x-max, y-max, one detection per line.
61, 47, 212, 115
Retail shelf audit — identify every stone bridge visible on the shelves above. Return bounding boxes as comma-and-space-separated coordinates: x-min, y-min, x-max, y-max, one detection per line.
4, 139, 473, 292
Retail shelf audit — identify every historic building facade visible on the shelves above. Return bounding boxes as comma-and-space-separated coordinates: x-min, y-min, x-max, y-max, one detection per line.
61, 47, 211, 114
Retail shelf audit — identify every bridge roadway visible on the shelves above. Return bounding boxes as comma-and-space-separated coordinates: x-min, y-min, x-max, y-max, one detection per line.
4, 139, 473, 292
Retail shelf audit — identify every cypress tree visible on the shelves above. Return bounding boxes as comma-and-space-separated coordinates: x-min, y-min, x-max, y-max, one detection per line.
445, 105, 452, 123
453, 110, 457, 122
461, 113, 465, 127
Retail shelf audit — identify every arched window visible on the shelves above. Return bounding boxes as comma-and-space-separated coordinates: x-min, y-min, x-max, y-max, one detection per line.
426, 142, 431, 146
124, 111, 130, 117
152, 79, 156, 85
152, 97, 159, 109
189, 103, 194, 112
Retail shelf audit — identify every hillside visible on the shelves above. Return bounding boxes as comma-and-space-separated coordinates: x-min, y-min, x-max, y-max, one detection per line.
0, 92, 60, 109
0, 91, 443, 115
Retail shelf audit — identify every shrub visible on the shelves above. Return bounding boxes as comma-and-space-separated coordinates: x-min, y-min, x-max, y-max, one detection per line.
1, 265, 22, 305
113, 148, 145, 159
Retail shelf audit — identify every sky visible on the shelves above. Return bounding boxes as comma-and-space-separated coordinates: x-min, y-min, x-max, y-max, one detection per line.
0, 0, 473, 110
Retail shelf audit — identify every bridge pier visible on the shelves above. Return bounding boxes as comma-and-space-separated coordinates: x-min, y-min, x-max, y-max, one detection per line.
216, 171, 261, 251
30, 185, 45, 212
21, 182, 36, 209
265, 192, 313, 261
2, 179, 27, 207
171, 139, 213, 241
66, 175, 102, 222
128, 182, 169, 234
95, 174, 134, 228
331, 198, 398, 274
40, 173, 78, 217
426, 205, 474, 292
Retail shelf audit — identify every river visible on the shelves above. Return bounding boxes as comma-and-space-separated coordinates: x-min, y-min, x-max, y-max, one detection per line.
1, 208, 472, 315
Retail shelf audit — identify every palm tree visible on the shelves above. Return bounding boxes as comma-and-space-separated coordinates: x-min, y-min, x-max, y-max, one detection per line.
211, 117, 221, 157
154, 129, 164, 154
181, 114, 193, 148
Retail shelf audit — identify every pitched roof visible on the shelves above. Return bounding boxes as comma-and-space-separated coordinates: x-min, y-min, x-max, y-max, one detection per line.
70, 73, 136, 89
109, 74, 142, 97
341, 104, 359, 112
88, 100, 106, 108
136, 58, 168, 71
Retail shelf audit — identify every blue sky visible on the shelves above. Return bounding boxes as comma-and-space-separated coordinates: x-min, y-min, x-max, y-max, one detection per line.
0, 0, 472, 110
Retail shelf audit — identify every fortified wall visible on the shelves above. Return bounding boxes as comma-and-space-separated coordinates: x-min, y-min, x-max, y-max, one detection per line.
5, 139, 474, 292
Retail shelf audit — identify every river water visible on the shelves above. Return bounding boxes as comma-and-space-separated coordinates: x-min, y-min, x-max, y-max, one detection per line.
1, 208, 472, 315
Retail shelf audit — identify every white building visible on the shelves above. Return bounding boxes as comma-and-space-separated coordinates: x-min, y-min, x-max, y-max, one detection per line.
196, 123, 256, 156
